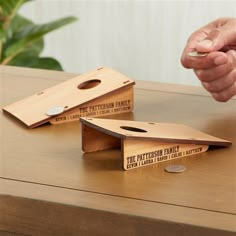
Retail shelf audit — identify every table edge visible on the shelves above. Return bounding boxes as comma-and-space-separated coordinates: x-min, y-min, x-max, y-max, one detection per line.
1, 178, 235, 234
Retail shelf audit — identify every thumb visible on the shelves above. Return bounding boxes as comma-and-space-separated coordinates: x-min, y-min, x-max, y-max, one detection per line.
196, 27, 234, 52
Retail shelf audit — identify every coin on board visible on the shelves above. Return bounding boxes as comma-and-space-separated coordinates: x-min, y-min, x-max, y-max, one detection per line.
45, 106, 65, 116
164, 164, 187, 173
188, 51, 208, 57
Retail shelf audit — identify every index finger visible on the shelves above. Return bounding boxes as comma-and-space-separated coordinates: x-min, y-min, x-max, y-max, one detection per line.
181, 50, 228, 69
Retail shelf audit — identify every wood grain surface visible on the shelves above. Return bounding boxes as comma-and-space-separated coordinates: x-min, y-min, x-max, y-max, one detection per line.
2, 67, 134, 128
0, 66, 235, 236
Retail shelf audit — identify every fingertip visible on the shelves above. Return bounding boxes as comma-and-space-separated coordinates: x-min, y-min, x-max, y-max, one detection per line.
214, 55, 228, 65
207, 51, 228, 66
212, 93, 229, 102
180, 53, 191, 69
226, 50, 236, 65
211, 82, 236, 102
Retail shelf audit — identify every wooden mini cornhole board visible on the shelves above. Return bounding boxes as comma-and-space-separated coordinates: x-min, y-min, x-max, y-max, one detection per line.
3, 67, 135, 128
81, 117, 232, 170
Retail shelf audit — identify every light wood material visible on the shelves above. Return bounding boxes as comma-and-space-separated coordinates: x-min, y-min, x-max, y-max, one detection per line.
81, 117, 231, 170
50, 85, 133, 124
2, 67, 135, 128
81, 117, 231, 144
1, 179, 235, 236
122, 140, 208, 170
1, 66, 236, 235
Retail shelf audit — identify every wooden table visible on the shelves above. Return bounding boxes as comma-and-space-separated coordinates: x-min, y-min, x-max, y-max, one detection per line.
0, 66, 235, 236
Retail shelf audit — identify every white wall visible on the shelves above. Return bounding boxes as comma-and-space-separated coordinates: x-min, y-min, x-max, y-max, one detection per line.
20, 0, 236, 86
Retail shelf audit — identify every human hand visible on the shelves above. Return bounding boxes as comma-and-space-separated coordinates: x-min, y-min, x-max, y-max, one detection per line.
181, 17, 236, 102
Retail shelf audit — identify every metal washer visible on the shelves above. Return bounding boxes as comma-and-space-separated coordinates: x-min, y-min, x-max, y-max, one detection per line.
45, 106, 65, 116
188, 51, 208, 57
164, 164, 187, 173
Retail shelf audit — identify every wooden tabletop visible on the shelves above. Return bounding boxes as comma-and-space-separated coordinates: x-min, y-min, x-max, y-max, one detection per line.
0, 66, 235, 236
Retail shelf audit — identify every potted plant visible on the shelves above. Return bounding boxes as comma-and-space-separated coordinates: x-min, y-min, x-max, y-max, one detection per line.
0, 0, 77, 70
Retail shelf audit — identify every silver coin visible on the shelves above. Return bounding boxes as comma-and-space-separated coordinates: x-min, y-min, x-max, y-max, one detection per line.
188, 51, 208, 57
45, 106, 65, 116
164, 164, 186, 173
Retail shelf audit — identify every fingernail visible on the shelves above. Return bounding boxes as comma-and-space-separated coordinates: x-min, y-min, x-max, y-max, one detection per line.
230, 50, 236, 59
197, 39, 213, 48
214, 55, 227, 65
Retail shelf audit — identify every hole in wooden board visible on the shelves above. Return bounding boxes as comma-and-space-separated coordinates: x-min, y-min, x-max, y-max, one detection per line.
120, 126, 147, 133
78, 79, 101, 89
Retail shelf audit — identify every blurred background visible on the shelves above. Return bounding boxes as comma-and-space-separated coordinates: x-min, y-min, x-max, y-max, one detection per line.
20, 0, 236, 86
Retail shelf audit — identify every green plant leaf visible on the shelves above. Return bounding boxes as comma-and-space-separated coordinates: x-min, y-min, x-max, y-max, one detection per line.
0, 1, 77, 71
3, 15, 44, 55
32, 58, 63, 71
3, 16, 77, 64
9, 48, 38, 62
9, 54, 63, 71
1, 14, 43, 63
14, 16, 77, 40
25, 38, 44, 55
0, 24, 4, 39
9, 14, 33, 34
3, 14, 33, 44
0, 0, 31, 17
6, 38, 44, 57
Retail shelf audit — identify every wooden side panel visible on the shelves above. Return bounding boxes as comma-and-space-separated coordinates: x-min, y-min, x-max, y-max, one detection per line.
82, 122, 121, 153
50, 85, 133, 124
122, 139, 209, 170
